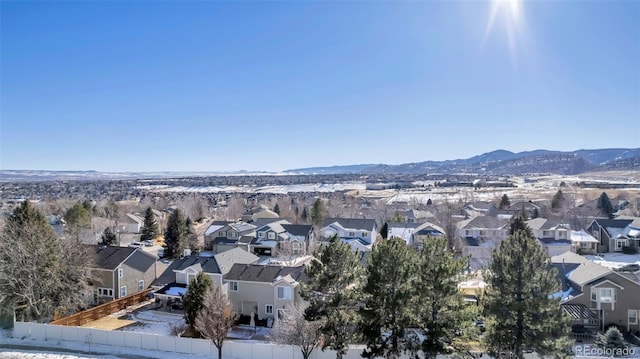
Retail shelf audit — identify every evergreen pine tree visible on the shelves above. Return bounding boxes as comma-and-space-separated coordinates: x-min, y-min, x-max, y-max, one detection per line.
101, 227, 118, 246
0, 201, 88, 322
273, 203, 280, 215
303, 235, 364, 359
551, 189, 565, 210
594, 326, 629, 352
182, 271, 213, 333
597, 192, 614, 219
379, 222, 388, 239
427, 198, 432, 206
185, 217, 199, 252
301, 207, 309, 223
164, 208, 188, 259
310, 198, 326, 229
483, 229, 572, 358
416, 236, 472, 358
360, 238, 419, 358
140, 207, 159, 242
499, 194, 511, 210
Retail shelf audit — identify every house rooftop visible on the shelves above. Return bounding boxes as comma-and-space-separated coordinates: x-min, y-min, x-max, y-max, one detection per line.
282, 224, 312, 237
323, 218, 376, 230
89, 245, 137, 270
225, 263, 308, 284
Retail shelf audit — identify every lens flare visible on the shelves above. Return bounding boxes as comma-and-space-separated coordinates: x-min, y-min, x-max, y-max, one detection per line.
482, 0, 525, 66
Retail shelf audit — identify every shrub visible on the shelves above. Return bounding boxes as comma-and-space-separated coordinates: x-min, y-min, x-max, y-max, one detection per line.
622, 246, 638, 255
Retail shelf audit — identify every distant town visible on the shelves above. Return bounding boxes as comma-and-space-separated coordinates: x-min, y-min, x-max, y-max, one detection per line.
1, 150, 640, 359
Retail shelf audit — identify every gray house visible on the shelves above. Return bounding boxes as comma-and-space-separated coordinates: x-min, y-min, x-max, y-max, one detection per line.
87, 245, 157, 305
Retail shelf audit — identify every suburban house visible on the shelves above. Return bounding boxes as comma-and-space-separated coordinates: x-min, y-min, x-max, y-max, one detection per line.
505, 201, 543, 219
242, 206, 280, 223
587, 218, 634, 253
86, 245, 157, 305
204, 221, 256, 252
152, 248, 259, 305
116, 213, 145, 234
203, 221, 232, 249
224, 263, 308, 321
551, 252, 640, 334
456, 216, 508, 270
570, 230, 599, 255
526, 218, 573, 257
387, 222, 420, 246
322, 218, 378, 246
412, 221, 446, 249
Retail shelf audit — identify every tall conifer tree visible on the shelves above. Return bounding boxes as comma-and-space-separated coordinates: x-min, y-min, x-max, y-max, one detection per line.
140, 206, 159, 242
483, 226, 572, 358
303, 236, 364, 359
164, 208, 188, 259
360, 238, 419, 358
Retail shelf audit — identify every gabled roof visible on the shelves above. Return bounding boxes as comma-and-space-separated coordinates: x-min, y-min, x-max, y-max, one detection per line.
589, 218, 633, 231
323, 218, 376, 231
414, 221, 445, 235
568, 261, 612, 287
225, 264, 308, 284
152, 249, 259, 287
457, 216, 508, 230
387, 222, 421, 229
90, 245, 137, 270
282, 224, 312, 237
204, 221, 232, 236
570, 230, 599, 243
125, 213, 144, 224
126, 249, 157, 273
213, 247, 260, 274
526, 218, 573, 231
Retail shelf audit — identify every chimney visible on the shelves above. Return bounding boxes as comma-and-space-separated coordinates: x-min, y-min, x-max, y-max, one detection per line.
562, 258, 565, 269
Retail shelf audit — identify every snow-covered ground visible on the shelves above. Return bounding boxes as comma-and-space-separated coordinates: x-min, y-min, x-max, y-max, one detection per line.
585, 252, 640, 269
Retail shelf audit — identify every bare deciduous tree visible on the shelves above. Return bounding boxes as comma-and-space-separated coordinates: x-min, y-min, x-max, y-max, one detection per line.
268, 303, 324, 359
194, 285, 236, 359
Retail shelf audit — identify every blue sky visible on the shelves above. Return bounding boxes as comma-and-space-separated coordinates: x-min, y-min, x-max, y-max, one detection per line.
1, 1, 638, 172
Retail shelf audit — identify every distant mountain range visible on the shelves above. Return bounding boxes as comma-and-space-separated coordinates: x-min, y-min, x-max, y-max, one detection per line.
284, 148, 640, 175
1, 148, 638, 181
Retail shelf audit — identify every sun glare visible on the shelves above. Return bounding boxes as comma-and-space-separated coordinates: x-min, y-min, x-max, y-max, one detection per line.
482, 0, 526, 66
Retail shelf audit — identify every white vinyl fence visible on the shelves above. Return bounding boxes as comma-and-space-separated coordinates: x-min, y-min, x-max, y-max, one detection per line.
12, 321, 393, 359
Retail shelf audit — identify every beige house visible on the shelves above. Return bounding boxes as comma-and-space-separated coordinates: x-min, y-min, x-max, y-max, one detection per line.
224, 264, 308, 321
551, 252, 640, 334
526, 218, 573, 257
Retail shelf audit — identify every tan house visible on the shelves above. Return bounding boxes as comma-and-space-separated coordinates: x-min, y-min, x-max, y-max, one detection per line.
86, 245, 157, 305
224, 264, 308, 321
526, 218, 573, 257
551, 252, 640, 334
204, 221, 256, 252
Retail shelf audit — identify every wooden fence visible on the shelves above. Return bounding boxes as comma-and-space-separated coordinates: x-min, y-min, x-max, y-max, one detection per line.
51, 288, 154, 326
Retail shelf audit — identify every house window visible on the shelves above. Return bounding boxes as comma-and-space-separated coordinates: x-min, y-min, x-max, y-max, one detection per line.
629, 310, 638, 325
120, 286, 127, 297
138, 280, 144, 291
228, 231, 236, 239
265, 305, 273, 315
258, 232, 265, 238
599, 288, 615, 302
465, 230, 471, 236
229, 281, 238, 291
219, 231, 226, 237
277, 286, 292, 300
543, 231, 552, 238
361, 231, 368, 237
581, 242, 588, 249
292, 242, 301, 254
98, 288, 113, 297
616, 240, 624, 250
479, 230, 486, 236
591, 289, 597, 301
268, 232, 275, 240
348, 232, 355, 237
559, 231, 566, 238
118, 268, 123, 278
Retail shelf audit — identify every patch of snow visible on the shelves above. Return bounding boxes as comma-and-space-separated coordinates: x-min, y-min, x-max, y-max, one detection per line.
585, 253, 640, 269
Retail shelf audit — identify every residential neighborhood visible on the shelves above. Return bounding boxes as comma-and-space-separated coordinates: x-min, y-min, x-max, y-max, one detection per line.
1, 175, 639, 359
